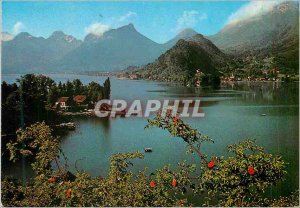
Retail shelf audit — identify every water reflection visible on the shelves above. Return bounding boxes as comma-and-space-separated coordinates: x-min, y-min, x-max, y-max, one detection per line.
219, 81, 299, 105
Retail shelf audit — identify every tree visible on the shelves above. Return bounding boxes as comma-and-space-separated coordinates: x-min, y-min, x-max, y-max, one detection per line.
72, 79, 84, 95
65, 81, 74, 97
103, 77, 111, 99
1, 81, 18, 102
47, 85, 60, 106
87, 81, 103, 103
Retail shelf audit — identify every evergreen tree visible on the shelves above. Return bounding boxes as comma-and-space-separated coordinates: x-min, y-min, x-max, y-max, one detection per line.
103, 77, 111, 99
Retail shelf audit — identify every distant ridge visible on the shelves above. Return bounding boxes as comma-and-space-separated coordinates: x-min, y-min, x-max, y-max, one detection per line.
2, 31, 82, 74
209, 1, 299, 72
1, 24, 198, 73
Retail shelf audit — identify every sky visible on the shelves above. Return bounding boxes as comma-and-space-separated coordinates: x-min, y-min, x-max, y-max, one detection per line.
1, 1, 284, 43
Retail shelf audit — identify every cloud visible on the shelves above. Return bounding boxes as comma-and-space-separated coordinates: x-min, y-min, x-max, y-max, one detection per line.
84, 22, 110, 37
12, 21, 25, 35
227, 0, 285, 25
118, 11, 137, 22
176, 10, 207, 31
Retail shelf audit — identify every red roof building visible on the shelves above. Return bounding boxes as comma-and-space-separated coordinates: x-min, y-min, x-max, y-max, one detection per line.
73, 95, 87, 105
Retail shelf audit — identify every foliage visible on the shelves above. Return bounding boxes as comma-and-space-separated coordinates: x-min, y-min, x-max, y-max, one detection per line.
2, 114, 298, 207
268, 190, 299, 207
200, 139, 286, 206
1, 177, 24, 206
6, 122, 61, 175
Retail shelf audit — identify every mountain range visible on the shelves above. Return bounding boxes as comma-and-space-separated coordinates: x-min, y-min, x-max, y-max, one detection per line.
1, 1, 299, 74
2, 31, 82, 73
2, 24, 198, 74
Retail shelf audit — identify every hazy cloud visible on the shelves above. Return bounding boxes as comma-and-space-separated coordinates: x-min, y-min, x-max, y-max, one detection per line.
176, 10, 207, 31
118, 11, 137, 22
12, 21, 26, 35
85, 22, 110, 37
227, 0, 285, 25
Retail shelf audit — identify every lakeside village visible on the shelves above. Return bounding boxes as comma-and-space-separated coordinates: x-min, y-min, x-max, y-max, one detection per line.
121, 68, 298, 85
48, 78, 113, 130
118, 56, 299, 85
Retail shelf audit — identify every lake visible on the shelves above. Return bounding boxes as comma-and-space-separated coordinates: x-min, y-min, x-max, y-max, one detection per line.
2, 74, 299, 199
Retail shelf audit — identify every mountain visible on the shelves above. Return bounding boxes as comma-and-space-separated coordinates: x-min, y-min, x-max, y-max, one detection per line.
54, 26, 201, 72
1, 31, 82, 74
55, 24, 164, 71
45, 31, 82, 63
209, 1, 299, 72
164, 28, 198, 49
137, 34, 227, 84
2, 32, 48, 73
1, 32, 14, 41
186, 34, 228, 67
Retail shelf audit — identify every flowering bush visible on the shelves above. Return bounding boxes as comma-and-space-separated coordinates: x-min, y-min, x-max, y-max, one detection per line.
1, 113, 298, 207
200, 140, 286, 206
145, 111, 294, 206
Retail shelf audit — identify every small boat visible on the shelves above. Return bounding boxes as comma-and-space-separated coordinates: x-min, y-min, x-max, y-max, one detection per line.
66, 122, 76, 130
261, 114, 267, 116
144, 148, 153, 152
59, 122, 76, 130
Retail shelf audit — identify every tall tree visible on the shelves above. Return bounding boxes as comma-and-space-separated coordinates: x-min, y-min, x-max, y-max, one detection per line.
103, 77, 111, 99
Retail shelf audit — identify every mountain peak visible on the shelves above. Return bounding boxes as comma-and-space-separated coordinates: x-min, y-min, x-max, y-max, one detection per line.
116, 23, 136, 32
177, 28, 198, 37
48, 31, 79, 43
1, 32, 14, 41
165, 28, 198, 46
14, 32, 34, 40
84, 33, 101, 42
127, 23, 134, 28
84, 23, 138, 43
50, 31, 66, 38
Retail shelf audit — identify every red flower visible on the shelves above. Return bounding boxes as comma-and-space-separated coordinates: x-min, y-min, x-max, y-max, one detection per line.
48, 177, 56, 182
66, 189, 72, 198
248, 167, 255, 175
149, 180, 156, 188
173, 117, 179, 123
172, 178, 177, 187
207, 161, 215, 169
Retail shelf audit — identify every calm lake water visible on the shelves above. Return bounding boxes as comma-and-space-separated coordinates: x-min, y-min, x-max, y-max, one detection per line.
2, 74, 299, 199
